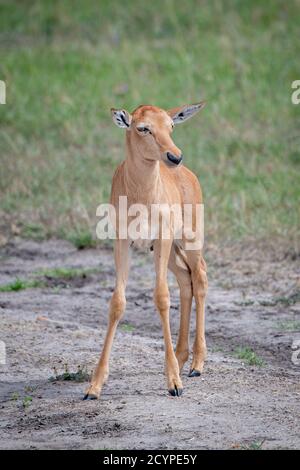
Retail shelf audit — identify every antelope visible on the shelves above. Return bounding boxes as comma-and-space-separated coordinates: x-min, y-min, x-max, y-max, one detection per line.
84, 102, 208, 399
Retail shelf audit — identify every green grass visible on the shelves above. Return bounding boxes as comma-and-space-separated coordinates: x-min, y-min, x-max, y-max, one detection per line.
234, 299, 255, 307
0, 0, 300, 243
277, 320, 300, 332
0, 266, 99, 291
234, 346, 264, 366
35, 266, 98, 279
259, 291, 300, 307
0, 277, 44, 292
49, 364, 90, 383
22, 395, 33, 409
120, 323, 135, 332
66, 230, 96, 249
22, 222, 47, 240
240, 439, 265, 450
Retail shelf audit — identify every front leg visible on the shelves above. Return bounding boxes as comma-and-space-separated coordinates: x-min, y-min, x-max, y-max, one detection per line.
153, 238, 183, 397
84, 238, 130, 400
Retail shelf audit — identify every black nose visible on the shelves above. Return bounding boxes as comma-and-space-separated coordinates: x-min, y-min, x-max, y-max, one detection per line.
166, 152, 183, 165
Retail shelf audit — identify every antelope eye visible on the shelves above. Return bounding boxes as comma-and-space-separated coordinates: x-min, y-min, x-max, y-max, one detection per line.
137, 126, 151, 134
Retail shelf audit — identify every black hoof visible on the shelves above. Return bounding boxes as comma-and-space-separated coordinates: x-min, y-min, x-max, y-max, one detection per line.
188, 369, 201, 377
83, 393, 98, 400
168, 386, 183, 397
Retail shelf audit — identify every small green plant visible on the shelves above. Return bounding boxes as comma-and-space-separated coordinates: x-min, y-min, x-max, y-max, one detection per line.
11, 392, 19, 401
234, 299, 255, 307
259, 291, 300, 307
51, 286, 61, 293
36, 267, 96, 280
277, 320, 300, 331
0, 278, 44, 292
211, 346, 224, 353
22, 396, 32, 409
120, 323, 135, 332
276, 292, 300, 306
22, 223, 46, 240
67, 231, 96, 249
234, 347, 264, 366
49, 364, 90, 383
24, 385, 37, 393
240, 439, 265, 450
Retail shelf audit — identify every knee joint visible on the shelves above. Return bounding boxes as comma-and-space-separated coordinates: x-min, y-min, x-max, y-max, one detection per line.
192, 268, 208, 297
110, 291, 126, 322
154, 285, 170, 312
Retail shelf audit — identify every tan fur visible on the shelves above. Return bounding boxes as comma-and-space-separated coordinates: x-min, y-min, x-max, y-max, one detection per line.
85, 103, 207, 399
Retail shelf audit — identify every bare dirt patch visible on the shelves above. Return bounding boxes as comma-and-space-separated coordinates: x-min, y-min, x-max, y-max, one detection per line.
0, 239, 299, 449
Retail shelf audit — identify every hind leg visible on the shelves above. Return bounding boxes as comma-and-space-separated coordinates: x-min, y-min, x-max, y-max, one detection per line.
168, 246, 193, 372
186, 251, 208, 376
153, 238, 183, 397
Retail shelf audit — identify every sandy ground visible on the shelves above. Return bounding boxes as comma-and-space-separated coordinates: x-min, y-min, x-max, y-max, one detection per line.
0, 238, 299, 450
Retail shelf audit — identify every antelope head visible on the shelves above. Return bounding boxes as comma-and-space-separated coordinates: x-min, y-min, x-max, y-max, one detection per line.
111, 102, 205, 167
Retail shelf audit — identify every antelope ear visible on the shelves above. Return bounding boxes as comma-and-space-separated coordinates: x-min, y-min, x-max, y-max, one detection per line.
167, 102, 206, 124
111, 108, 132, 129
